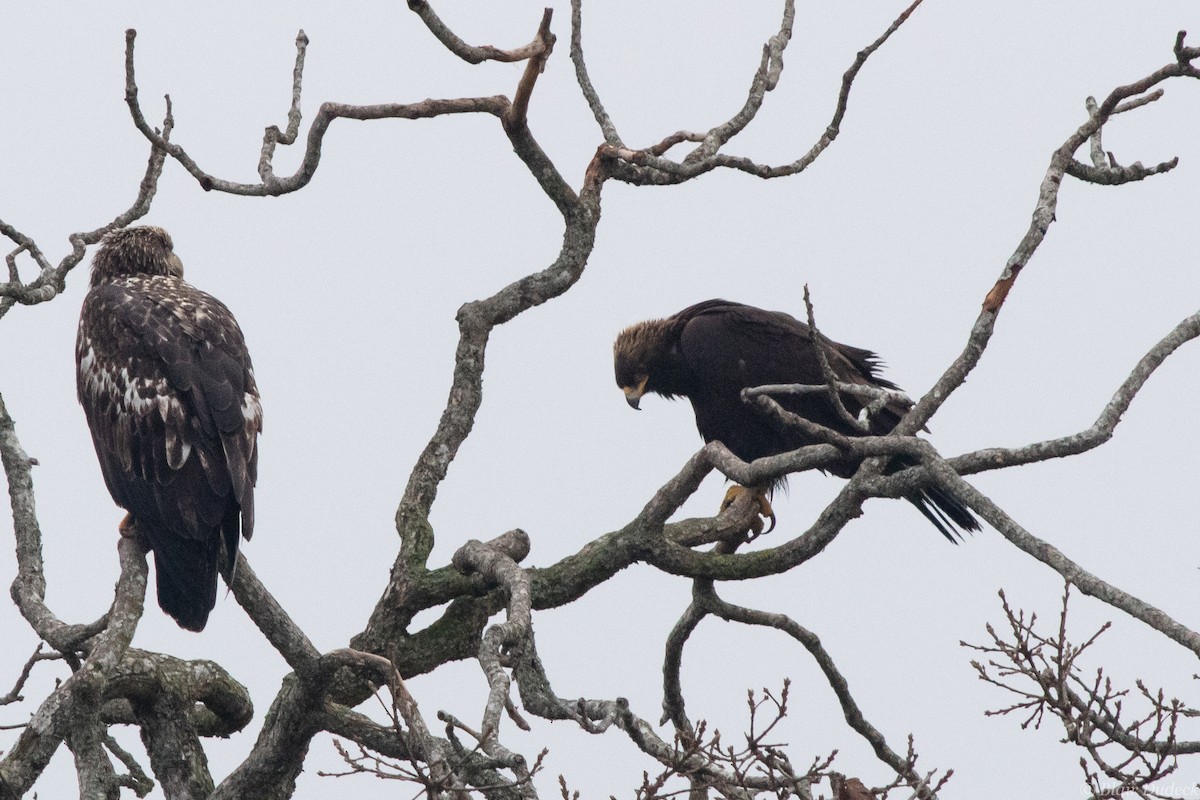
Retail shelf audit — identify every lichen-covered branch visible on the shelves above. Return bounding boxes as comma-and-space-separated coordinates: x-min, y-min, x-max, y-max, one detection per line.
569, 0, 621, 146
258, 30, 309, 184
4, 6, 1200, 800
228, 554, 320, 674
0, 536, 147, 799
946, 309, 1200, 477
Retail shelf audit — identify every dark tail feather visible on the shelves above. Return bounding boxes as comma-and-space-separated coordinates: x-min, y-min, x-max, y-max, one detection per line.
884, 454, 980, 542
148, 534, 220, 632
906, 487, 980, 543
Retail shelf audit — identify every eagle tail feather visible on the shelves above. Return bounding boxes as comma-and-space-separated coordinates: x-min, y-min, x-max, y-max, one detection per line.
218, 503, 242, 584
905, 487, 980, 543
146, 528, 220, 632
883, 454, 979, 542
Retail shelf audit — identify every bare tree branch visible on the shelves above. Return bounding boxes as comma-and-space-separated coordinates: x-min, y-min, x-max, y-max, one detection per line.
0, 646, 62, 710
409, 1, 554, 64
693, 582, 946, 799
1, 392, 109, 651
569, 0, 621, 146
0, 104, 172, 320
891, 33, 1200, 447
968, 586, 1196, 798
0, 536, 147, 798
600, 0, 925, 185
4, 9, 1200, 800
258, 30, 308, 184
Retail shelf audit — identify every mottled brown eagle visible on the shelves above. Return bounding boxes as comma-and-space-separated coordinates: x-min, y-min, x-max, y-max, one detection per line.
76, 226, 262, 631
613, 299, 978, 541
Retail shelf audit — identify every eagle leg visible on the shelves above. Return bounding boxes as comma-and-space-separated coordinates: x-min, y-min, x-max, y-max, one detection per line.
117, 513, 152, 554
720, 485, 776, 537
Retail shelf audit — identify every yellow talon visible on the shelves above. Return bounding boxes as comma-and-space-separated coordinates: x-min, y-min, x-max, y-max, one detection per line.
720, 486, 776, 537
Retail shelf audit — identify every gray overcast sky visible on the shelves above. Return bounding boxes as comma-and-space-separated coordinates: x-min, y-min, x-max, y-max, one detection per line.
3, 2, 1200, 797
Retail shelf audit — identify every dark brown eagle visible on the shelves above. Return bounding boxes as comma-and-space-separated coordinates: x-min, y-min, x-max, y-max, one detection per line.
76, 226, 262, 631
613, 299, 978, 541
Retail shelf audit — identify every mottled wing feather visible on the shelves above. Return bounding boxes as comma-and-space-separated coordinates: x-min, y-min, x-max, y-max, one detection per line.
76, 275, 261, 629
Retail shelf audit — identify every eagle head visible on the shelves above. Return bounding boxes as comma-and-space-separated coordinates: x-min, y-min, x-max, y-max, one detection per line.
613, 321, 667, 410
90, 226, 184, 286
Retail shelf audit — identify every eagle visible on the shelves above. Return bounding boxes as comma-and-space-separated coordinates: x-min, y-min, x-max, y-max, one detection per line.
613, 299, 978, 541
76, 226, 262, 631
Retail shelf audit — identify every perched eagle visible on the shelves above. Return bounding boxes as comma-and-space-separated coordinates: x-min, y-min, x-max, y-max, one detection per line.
613, 299, 978, 541
76, 226, 262, 631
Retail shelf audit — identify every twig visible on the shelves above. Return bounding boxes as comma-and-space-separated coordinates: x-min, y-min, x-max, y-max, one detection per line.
601, 0, 925, 185
0, 645, 61, 707
693, 583, 946, 799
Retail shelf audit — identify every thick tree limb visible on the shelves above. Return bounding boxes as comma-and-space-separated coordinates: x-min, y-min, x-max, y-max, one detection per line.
5, 9, 1200, 800
0, 537, 146, 799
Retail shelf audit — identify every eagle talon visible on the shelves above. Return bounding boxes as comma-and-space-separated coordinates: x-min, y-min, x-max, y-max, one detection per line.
720, 485, 776, 537
117, 513, 152, 553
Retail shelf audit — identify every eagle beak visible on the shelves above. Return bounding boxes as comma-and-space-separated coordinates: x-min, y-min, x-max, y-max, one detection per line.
622, 377, 648, 410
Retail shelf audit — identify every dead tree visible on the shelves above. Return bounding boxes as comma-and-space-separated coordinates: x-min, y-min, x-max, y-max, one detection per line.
2, 3, 1199, 798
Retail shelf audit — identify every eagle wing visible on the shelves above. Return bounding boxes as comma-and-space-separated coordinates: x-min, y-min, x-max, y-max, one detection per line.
675, 300, 904, 460
76, 275, 261, 630
673, 300, 976, 539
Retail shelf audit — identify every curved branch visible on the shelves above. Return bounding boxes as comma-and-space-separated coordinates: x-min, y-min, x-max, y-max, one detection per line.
102, 649, 253, 738
0, 106, 172, 318
452, 540, 536, 778
126, 18, 579, 217
1066, 155, 1178, 185
258, 30, 309, 184
1, 393, 108, 651
945, 310, 1200, 476
504, 10, 555, 132
602, 0, 925, 186
409, 1, 552, 64
683, 0, 797, 164
660, 595, 706, 732
695, 583, 942, 799
452, 540, 532, 744
357, 174, 596, 653
0, 538, 146, 798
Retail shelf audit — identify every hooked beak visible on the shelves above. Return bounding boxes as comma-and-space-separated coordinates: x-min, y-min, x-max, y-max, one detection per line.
622, 376, 648, 410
